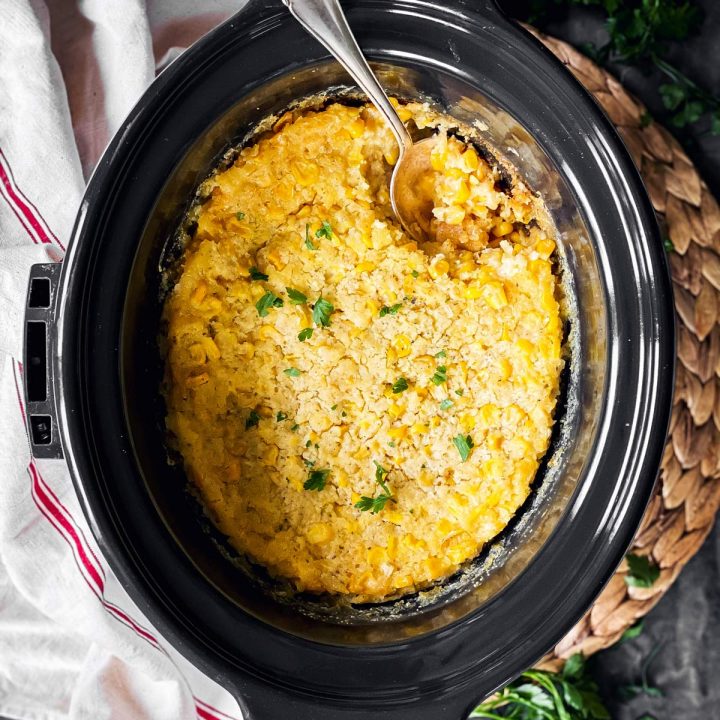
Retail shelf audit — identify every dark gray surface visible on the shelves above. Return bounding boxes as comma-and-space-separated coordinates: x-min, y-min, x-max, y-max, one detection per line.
498, 2, 720, 718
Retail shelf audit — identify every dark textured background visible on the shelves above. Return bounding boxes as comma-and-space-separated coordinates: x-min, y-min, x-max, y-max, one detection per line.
498, 2, 720, 718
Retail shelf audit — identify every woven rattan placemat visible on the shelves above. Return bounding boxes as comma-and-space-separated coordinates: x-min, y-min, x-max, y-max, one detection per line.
525, 29, 720, 668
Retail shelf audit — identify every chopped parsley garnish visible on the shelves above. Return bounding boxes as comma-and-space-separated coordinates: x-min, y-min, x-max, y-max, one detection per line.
355, 461, 395, 514
455, 389, 464, 397
431, 365, 447, 385
304, 468, 330, 491
388, 441, 396, 448
392, 377, 409, 394
304, 223, 317, 250
235, 211, 245, 221
312, 295, 334, 327
286, 287, 308, 304
434, 350, 447, 359
298, 327, 313, 342
624, 553, 660, 588
256, 291, 283, 317
276, 411, 288, 422
411, 270, 419, 278
302, 458, 315, 468
248, 266, 268, 281
453, 434, 474, 462
284, 367, 302, 377
245, 410, 260, 429
315, 220, 333, 240
341, 410, 347, 417
439, 398, 454, 411
290, 423, 300, 432
331, 404, 338, 410
379, 303, 402, 317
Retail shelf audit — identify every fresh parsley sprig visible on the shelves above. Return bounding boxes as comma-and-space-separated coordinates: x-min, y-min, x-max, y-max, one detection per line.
471, 653, 610, 720
312, 295, 334, 327
624, 553, 660, 588
304, 468, 330, 491
526, 0, 720, 137
355, 461, 395, 514
256, 291, 283, 317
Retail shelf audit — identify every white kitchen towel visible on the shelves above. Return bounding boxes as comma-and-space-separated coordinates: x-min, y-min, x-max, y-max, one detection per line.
0, 1, 246, 718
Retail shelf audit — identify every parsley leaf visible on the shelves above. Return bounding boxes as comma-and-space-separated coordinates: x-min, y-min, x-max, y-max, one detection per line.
304, 468, 330, 491
284, 367, 302, 377
379, 303, 403, 317
411, 270, 419, 278
298, 327, 313, 342
624, 553, 660, 588
304, 223, 317, 250
276, 411, 288, 422
431, 365, 447, 385
315, 220, 333, 240
235, 211, 245, 220
453, 434, 474, 462
439, 398, 454, 411
621, 619, 644, 643
663, 235, 675, 253
312, 295, 334, 327
256, 291, 283, 317
355, 461, 395, 514
249, 266, 269, 281
286, 287, 308, 305
472, 651, 610, 719
290, 423, 300, 432
392, 377, 409, 394
434, 350, 447, 359
245, 410, 260, 429
355, 495, 392, 513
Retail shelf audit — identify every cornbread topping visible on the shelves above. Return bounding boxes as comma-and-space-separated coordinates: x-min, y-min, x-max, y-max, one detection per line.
162, 101, 564, 600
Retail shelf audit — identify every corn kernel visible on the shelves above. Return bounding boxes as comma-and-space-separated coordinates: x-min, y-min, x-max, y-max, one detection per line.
454, 181, 471, 204
392, 334, 412, 358
290, 159, 319, 186
460, 413, 476, 431
397, 106, 413, 122
385, 510, 403, 525
258, 325, 281, 341
516, 338, 534, 355
262, 445, 279, 466
188, 343, 207, 365
347, 117, 365, 138
388, 403, 405, 419
535, 237, 556, 259
464, 282, 483, 299
482, 282, 507, 310
190, 281, 208, 308
429, 258, 450, 279
201, 336, 221, 361
266, 247, 285, 270
367, 546, 388, 565
307, 523, 334, 544
443, 205, 466, 225
388, 425, 407, 440
384, 145, 399, 166
411, 422, 429, 435
462, 147, 479, 171
492, 221, 514, 237
355, 261, 376, 273
185, 372, 209, 387
499, 358, 512, 380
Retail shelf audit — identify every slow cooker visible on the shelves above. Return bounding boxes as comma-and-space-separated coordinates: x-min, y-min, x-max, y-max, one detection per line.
23, 1, 675, 717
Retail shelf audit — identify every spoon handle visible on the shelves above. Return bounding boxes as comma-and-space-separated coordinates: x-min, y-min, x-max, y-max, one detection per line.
281, 0, 413, 153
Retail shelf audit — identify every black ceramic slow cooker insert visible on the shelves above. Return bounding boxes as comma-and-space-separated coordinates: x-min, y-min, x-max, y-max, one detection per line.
23, 1, 675, 718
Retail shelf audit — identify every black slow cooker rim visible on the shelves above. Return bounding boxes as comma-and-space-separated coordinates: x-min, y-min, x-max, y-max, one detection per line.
53, 0, 675, 716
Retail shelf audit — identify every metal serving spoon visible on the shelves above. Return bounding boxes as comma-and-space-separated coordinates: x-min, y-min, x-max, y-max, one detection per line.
282, 0, 436, 243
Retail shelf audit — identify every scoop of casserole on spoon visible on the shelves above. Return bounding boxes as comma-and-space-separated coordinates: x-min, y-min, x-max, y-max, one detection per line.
281, 0, 436, 243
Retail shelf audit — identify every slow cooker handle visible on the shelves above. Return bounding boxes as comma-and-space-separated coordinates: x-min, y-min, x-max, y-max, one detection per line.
23, 262, 64, 460
238, 685, 479, 720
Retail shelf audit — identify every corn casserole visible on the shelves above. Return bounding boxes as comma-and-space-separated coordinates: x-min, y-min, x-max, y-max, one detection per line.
162, 101, 564, 601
